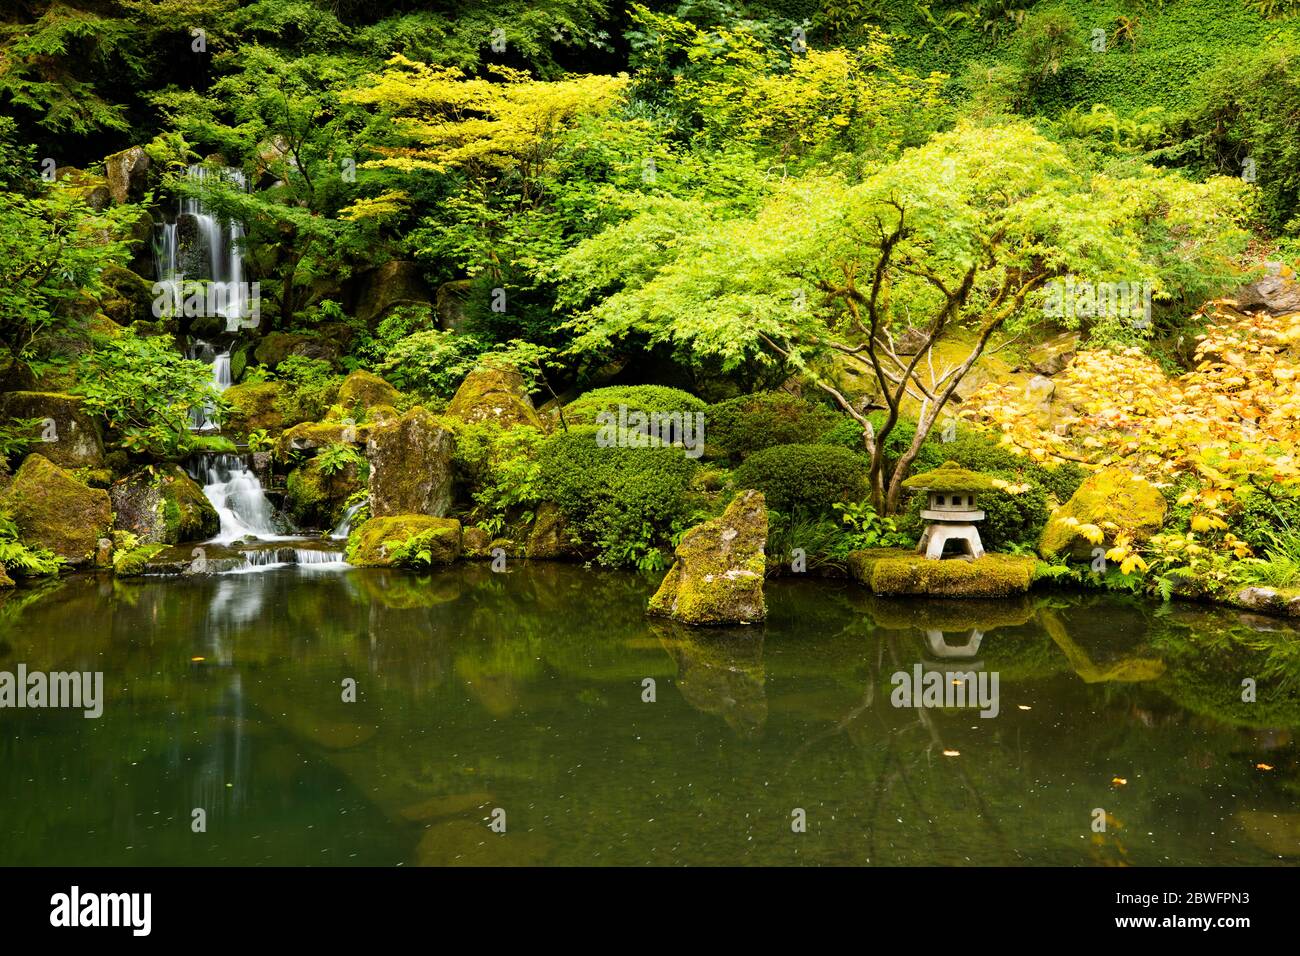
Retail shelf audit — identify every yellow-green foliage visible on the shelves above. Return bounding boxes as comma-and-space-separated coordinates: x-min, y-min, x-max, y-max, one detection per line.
1039, 467, 1167, 559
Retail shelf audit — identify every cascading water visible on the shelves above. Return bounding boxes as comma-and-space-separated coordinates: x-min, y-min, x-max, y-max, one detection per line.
154, 164, 250, 326
186, 339, 231, 432
198, 454, 280, 544
331, 501, 365, 539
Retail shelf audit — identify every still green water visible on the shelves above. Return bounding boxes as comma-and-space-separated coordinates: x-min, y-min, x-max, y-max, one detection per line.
0, 563, 1296, 866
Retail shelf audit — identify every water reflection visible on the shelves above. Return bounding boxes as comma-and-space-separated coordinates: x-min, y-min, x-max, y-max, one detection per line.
0, 569, 1295, 865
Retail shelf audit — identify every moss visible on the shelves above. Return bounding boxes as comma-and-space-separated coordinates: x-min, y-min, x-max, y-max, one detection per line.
1039, 466, 1167, 559
222, 381, 284, 436
731, 443, 867, 514
189, 434, 237, 454
446, 363, 542, 429
564, 385, 707, 426
346, 514, 462, 567
648, 490, 767, 625
276, 419, 371, 456
285, 457, 364, 528
706, 391, 839, 459
901, 460, 999, 493
851, 547, 1037, 597
366, 407, 456, 517
160, 465, 219, 542
337, 369, 400, 411
0, 454, 111, 567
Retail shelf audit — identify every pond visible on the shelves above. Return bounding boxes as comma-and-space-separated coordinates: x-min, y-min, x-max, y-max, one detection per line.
0, 564, 1296, 866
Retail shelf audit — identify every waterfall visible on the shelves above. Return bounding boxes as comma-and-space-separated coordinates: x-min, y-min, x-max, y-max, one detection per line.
198, 454, 280, 543
226, 546, 348, 574
331, 501, 365, 539
154, 163, 250, 326
186, 339, 231, 432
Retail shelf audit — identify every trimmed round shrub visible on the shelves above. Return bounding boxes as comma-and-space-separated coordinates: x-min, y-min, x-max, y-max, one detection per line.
707, 391, 840, 459
537, 425, 697, 567
562, 385, 706, 425
731, 443, 868, 514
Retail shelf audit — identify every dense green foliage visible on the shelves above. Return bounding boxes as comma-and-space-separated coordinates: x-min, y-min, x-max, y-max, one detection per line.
537, 425, 697, 568
732, 443, 868, 514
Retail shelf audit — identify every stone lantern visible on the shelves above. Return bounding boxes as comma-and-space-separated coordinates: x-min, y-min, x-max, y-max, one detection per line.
902, 461, 997, 561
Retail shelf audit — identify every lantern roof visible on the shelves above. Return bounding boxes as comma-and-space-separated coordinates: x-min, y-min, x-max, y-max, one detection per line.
902, 460, 998, 493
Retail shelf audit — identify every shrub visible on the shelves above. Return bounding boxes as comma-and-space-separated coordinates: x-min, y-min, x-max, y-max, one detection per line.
451, 422, 546, 536
272, 356, 341, 424
537, 425, 697, 568
376, 328, 486, 397
563, 385, 706, 426
706, 391, 839, 459
74, 330, 216, 457
731, 443, 868, 514
1232, 483, 1300, 551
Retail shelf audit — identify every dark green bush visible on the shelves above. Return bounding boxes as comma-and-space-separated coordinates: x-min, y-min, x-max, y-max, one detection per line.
1232, 484, 1300, 551
732, 443, 868, 514
706, 391, 840, 459
563, 385, 707, 425
537, 425, 697, 568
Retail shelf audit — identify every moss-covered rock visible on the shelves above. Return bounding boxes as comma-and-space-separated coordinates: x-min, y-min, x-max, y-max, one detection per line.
648, 489, 767, 625
104, 146, 150, 205
446, 363, 542, 429
346, 514, 461, 567
850, 547, 1036, 597
1, 454, 111, 567
525, 501, 581, 559
221, 381, 284, 436
113, 542, 166, 577
98, 263, 154, 325
253, 332, 339, 369
0, 391, 104, 468
110, 464, 219, 545
462, 526, 493, 558
366, 407, 455, 517
337, 369, 400, 411
355, 260, 432, 326
1039, 466, 1166, 560
277, 419, 370, 455
285, 457, 365, 528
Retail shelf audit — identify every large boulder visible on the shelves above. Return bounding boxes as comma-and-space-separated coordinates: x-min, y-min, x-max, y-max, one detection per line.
221, 382, 284, 435
285, 456, 365, 529
346, 514, 461, 567
1039, 466, 1166, 560
98, 264, 155, 325
648, 489, 767, 625
337, 369, 400, 411
525, 501, 581, 559
104, 146, 151, 205
355, 261, 432, 327
110, 464, 219, 544
0, 454, 111, 567
446, 363, 542, 429
0, 391, 104, 468
1233, 263, 1300, 316
253, 331, 339, 369
366, 407, 455, 517
435, 279, 471, 330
